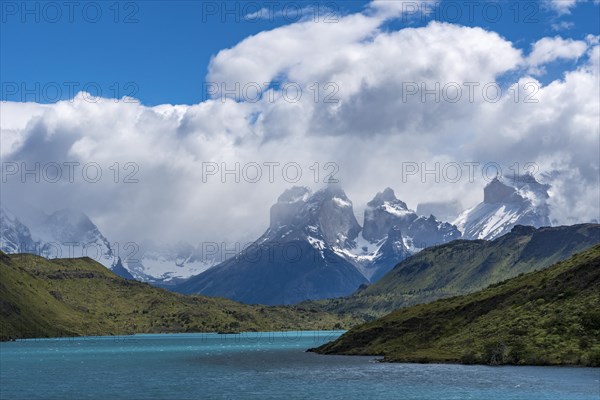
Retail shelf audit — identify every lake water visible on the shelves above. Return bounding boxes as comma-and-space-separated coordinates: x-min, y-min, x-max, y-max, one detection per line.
1, 331, 598, 400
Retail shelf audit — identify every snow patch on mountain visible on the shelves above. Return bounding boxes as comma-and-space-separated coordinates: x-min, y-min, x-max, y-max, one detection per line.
454, 174, 551, 240
336, 188, 460, 280
0, 206, 36, 254
125, 241, 224, 283
332, 197, 352, 208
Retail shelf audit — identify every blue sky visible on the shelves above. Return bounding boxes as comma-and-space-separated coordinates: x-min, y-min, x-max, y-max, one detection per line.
2, 0, 598, 105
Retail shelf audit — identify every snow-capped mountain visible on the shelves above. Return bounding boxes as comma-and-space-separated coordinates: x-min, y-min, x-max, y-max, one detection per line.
453, 174, 551, 240
125, 240, 222, 286
0, 205, 219, 283
0, 206, 128, 275
265, 184, 361, 248
175, 184, 369, 305
362, 187, 461, 249
175, 184, 462, 304
335, 187, 461, 280
0, 205, 221, 284
0, 206, 37, 254
29, 208, 118, 269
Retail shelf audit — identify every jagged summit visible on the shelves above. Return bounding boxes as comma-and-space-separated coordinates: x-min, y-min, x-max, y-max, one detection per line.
276, 186, 311, 203
268, 184, 360, 248
361, 188, 460, 248
454, 174, 551, 240
363, 188, 413, 242
483, 177, 518, 204
367, 187, 408, 210
0, 206, 120, 272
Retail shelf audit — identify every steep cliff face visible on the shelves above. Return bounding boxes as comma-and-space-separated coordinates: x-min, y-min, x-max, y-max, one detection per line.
362, 188, 414, 242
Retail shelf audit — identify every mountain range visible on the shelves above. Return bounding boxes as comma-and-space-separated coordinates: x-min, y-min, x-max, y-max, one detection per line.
174, 184, 463, 304
175, 175, 555, 305
1, 174, 557, 304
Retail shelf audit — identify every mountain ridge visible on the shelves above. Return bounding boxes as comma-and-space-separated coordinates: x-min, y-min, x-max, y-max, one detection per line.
0, 251, 355, 340
309, 223, 600, 318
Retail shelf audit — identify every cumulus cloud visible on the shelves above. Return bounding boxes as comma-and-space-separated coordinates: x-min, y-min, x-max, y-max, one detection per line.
1, 2, 598, 246
527, 36, 588, 74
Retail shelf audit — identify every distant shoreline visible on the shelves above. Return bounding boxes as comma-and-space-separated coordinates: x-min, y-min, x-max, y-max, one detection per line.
1, 329, 347, 343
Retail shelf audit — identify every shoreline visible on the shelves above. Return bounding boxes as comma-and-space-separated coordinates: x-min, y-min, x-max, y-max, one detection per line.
306, 348, 600, 369
306, 348, 600, 368
1, 329, 347, 343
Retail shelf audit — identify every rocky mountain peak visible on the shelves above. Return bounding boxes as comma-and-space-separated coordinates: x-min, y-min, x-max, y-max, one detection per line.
276, 186, 311, 203
270, 187, 311, 230
363, 188, 414, 242
483, 177, 518, 204
269, 184, 361, 246
367, 187, 408, 210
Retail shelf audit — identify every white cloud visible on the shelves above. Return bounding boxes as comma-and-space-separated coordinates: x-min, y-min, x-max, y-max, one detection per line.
551, 21, 574, 31
546, 0, 581, 15
527, 36, 588, 74
367, 0, 436, 19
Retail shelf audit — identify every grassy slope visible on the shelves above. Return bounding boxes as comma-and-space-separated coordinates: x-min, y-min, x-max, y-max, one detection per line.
0, 252, 355, 340
312, 245, 600, 366
310, 224, 600, 319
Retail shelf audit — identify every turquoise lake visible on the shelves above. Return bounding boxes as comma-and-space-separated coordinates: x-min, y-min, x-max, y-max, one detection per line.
1, 331, 598, 399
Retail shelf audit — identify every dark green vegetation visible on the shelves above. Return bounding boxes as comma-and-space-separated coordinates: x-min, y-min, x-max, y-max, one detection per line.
311, 224, 600, 319
312, 244, 600, 366
0, 252, 355, 341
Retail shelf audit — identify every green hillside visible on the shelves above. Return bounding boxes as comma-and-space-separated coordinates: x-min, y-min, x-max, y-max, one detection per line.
312, 224, 600, 318
0, 252, 354, 340
311, 244, 600, 366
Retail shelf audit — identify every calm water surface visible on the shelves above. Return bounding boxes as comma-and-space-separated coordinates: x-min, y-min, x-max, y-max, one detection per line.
1, 331, 598, 400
